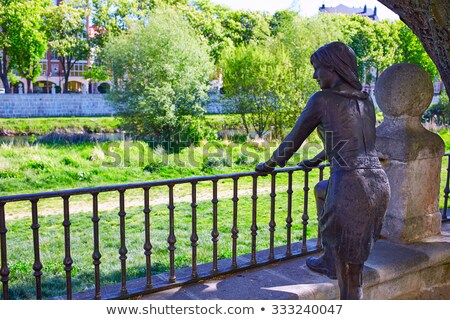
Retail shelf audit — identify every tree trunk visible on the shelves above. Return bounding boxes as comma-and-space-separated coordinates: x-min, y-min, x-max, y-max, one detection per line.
378, 0, 450, 92
64, 72, 70, 93
0, 73, 10, 93
26, 78, 33, 94
1, 50, 11, 94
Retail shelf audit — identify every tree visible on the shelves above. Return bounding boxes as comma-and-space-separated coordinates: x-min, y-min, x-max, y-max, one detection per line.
342, 15, 399, 84
221, 40, 300, 138
103, 7, 214, 144
275, 14, 348, 102
0, 0, 49, 93
44, 2, 90, 93
7, 0, 49, 93
269, 10, 298, 36
394, 20, 438, 79
221, 9, 271, 47
181, 0, 233, 64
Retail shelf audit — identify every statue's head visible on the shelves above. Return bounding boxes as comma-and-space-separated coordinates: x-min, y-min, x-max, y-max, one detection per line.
310, 42, 362, 91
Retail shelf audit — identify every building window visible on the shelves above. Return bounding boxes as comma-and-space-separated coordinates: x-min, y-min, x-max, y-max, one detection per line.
70, 63, 88, 77
40, 62, 48, 76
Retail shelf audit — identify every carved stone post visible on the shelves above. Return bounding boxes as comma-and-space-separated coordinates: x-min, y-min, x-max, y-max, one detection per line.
375, 63, 444, 243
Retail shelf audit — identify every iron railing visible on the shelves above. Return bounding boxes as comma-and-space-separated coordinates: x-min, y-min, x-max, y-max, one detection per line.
1, 152, 449, 300
0, 164, 328, 300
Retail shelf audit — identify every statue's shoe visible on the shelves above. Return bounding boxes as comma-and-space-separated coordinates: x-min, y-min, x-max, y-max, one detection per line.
306, 255, 337, 279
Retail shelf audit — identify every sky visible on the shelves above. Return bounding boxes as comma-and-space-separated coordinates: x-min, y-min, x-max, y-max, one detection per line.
209, 0, 399, 21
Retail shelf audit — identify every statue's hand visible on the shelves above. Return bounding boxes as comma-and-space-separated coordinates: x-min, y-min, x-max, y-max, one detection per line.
298, 159, 321, 168
255, 162, 275, 173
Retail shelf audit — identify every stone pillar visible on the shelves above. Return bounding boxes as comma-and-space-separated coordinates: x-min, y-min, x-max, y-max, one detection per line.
18, 83, 23, 95
51, 84, 56, 95
376, 63, 444, 243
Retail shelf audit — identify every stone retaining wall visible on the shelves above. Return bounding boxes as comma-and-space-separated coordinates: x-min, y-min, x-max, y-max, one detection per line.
0, 92, 225, 118
0, 94, 115, 118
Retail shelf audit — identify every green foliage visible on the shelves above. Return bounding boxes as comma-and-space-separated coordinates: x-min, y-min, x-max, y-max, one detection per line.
43, 2, 90, 93
182, 0, 234, 64
221, 40, 301, 138
103, 7, 214, 144
0, 0, 50, 93
83, 64, 109, 82
424, 90, 450, 125
5, 0, 49, 91
269, 10, 298, 36
394, 20, 439, 80
341, 15, 400, 83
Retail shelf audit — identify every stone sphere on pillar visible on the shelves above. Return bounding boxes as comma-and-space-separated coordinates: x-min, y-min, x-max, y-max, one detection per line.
375, 63, 434, 117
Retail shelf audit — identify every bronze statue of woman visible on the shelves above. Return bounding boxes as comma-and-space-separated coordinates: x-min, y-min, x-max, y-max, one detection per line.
256, 41, 390, 300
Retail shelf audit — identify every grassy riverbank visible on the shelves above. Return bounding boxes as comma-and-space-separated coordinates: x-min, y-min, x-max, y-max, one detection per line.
0, 117, 122, 135
0, 115, 244, 136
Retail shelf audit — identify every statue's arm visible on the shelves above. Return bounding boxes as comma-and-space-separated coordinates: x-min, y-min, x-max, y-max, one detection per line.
258, 93, 323, 171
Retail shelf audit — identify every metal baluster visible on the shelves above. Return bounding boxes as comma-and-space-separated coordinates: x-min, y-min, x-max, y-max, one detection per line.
269, 173, 277, 260
143, 187, 152, 288
286, 171, 293, 256
118, 190, 128, 295
91, 193, 102, 299
31, 199, 43, 300
167, 184, 176, 283
302, 170, 310, 253
190, 182, 198, 279
443, 155, 450, 220
231, 177, 239, 269
62, 196, 73, 300
211, 179, 219, 274
317, 167, 325, 249
0, 202, 10, 300
250, 175, 258, 265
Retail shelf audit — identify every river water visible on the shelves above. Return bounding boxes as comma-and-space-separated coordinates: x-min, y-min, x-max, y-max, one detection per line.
0, 132, 126, 145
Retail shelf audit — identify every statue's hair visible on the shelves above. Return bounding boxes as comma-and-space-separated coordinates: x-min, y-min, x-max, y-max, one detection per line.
310, 42, 362, 91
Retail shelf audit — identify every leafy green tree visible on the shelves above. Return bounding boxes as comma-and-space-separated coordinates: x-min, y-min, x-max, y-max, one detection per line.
275, 14, 347, 102
221, 40, 300, 138
0, 0, 50, 93
103, 7, 214, 144
221, 9, 271, 47
394, 20, 438, 80
269, 10, 298, 36
43, 2, 90, 93
8, 1, 50, 93
181, 1, 271, 63
343, 16, 400, 83
181, 0, 233, 64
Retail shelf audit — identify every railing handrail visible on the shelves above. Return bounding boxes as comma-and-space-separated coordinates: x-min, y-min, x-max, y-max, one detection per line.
0, 164, 329, 203
1, 163, 330, 300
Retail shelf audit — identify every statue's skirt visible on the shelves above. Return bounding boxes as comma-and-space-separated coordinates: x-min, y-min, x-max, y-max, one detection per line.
320, 166, 390, 264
